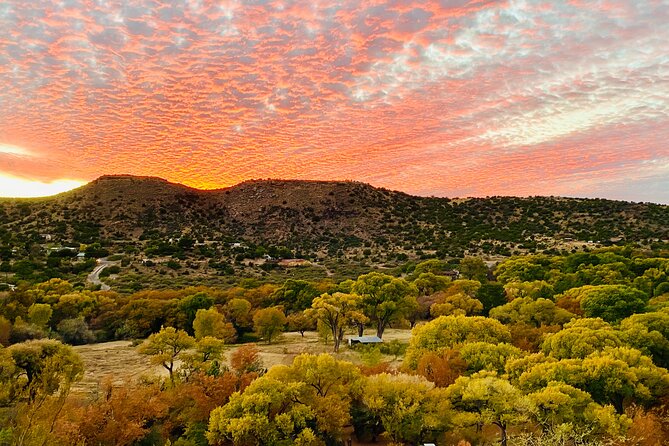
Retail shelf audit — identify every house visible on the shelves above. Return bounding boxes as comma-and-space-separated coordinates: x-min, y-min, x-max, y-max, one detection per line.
76, 252, 86, 259
230, 242, 247, 249
348, 336, 383, 346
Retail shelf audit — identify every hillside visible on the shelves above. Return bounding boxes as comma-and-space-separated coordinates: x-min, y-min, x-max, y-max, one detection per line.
1, 175, 668, 260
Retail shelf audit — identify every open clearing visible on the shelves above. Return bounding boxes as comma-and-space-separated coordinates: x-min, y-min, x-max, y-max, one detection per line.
72, 329, 413, 394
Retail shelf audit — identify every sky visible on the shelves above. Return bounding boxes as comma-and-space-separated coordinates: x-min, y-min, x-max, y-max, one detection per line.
0, 0, 668, 202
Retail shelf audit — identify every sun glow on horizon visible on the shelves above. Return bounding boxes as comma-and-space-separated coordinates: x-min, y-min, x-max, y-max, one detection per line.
0, 173, 85, 198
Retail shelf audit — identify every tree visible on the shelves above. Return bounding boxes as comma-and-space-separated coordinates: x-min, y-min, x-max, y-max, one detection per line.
138, 326, 195, 384
494, 256, 550, 284
404, 315, 511, 369
179, 292, 213, 335
193, 308, 235, 341
8, 339, 83, 402
620, 310, 669, 367
446, 371, 531, 446
7, 339, 84, 445
459, 257, 488, 282
352, 273, 418, 338
57, 317, 96, 345
27, 303, 52, 328
504, 281, 555, 300
458, 342, 524, 375
416, 349, 467, 388
224, 298, 254, 334
541, 318, 623, 359
412, 272, 451, 296
310, 293, 366, 352
489, 297, 575, 327
287, 311, 316, 337
253, 307, 286, 344
430, 292, 483, 317
207, 354, 360, 445
519, 347, 669, 414
229, 344, 264, 375
362, 373, 450, 444
476, 282, 506, 315
527, 381, 630, 440
271, 279, 322, 313
579, 285, 648, 323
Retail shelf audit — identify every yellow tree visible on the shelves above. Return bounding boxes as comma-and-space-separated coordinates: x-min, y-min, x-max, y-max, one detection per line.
138, 326, 195, 384
310, 293, 367, 352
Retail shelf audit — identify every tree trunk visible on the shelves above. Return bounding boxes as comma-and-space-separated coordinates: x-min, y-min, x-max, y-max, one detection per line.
494, 421, 507, 446
357, 323, 364, 337
376, 321, 385, 339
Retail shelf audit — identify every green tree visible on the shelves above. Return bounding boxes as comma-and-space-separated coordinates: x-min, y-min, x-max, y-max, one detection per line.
352, 273, 417, 338
27, 304, 52, 328
412, 272, 451, 296
8, 339, 83, 402
620, 310, 669, 367
138, 326, 195, 384
179, 292, 214, 335
253, 307, 287, 344
519, 347, 669, 414
494, 256, 550, 284
459, 257, 488, 282
476, 282, 507, 315
503, 281, 554, 300
310, 293, 366, 352
56, 317, 96, 345
271, 279, 322, 313
579, 285, 648, 323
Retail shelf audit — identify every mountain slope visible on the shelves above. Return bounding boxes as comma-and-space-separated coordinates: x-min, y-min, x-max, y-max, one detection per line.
1, 175, 668, 258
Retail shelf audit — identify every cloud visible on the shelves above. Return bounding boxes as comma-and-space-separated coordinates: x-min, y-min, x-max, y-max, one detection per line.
0, 0, 667, 203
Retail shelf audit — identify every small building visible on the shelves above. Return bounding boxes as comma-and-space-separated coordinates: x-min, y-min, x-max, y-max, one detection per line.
76, 252, 86, 259
348, 336, 383, 346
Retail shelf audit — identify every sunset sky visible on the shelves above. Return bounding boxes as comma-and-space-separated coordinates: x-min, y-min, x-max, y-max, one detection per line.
0, 0, 668, 202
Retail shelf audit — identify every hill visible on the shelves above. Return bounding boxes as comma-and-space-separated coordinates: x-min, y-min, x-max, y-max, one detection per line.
1, 175, 668, 289
2, 174, 668, 257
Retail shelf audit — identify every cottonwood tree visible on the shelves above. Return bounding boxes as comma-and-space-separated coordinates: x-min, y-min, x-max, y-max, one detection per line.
253, 307, 286, 344
7, 339, 84, 446
139, 326, 195, 384
362, 373, 451, 444
193, 307, 235, 341
404, 315, 511, 369
207, 354, 360, 445
310, 292, 366, 352
352, 272, 417, 338
446, 371, 531, 446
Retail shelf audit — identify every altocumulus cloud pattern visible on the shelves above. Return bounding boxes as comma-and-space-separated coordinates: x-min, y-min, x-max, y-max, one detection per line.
0, 0, 668, 202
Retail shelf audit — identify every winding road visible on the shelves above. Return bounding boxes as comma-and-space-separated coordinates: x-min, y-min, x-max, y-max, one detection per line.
86, 258, 119, 291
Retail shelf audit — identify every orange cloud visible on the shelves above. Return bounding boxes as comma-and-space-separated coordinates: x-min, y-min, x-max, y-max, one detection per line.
0, 0, 668, 203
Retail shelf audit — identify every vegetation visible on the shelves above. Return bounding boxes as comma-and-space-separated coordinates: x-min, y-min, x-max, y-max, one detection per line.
0, 232, 668, 444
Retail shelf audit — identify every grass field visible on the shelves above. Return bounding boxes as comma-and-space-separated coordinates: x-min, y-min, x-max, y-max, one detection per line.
72, 329, 413, 394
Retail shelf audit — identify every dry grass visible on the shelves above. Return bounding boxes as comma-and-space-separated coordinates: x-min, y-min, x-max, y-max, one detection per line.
72, 340, 168, 394
72, 329, 414, 394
